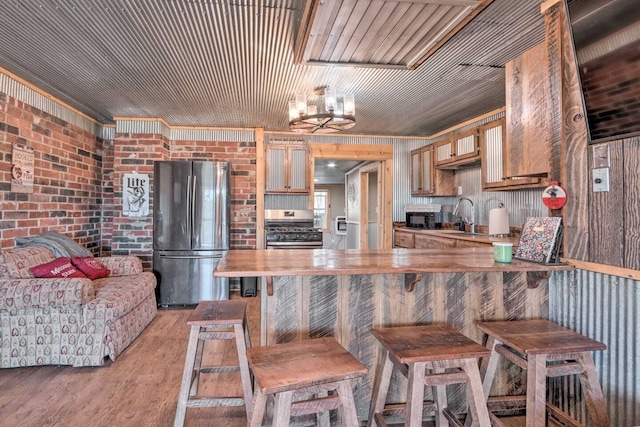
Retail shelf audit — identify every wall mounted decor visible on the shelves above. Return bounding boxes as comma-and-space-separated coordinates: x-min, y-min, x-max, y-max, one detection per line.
123, 173, 149, 217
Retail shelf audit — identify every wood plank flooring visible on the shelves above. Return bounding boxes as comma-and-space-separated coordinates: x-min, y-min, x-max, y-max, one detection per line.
0, 292, 260, 427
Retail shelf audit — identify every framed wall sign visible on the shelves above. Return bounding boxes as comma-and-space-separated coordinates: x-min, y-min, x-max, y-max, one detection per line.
123, 173, 149, 217
11, 143, 35, 193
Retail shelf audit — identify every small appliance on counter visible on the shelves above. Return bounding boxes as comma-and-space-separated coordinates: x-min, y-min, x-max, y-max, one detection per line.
405, 204, 442, 229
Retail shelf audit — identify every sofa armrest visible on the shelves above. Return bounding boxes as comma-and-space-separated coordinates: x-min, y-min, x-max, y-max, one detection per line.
96, 256, 143, 276
0, 277, 95, 310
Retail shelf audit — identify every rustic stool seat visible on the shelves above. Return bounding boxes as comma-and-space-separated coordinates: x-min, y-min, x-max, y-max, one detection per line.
368, 324, 491, 427
476, 319, 609, 427
247, 337, 367, 427
174, 300, 253, 427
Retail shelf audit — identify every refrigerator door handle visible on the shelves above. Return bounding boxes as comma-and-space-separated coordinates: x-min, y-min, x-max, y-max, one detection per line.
192, 174, 197, 244
157, 254, 224, 259
186, 174, 192, 238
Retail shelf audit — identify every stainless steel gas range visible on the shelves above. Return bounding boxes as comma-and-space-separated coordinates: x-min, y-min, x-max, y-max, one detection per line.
264, 209, 323, 249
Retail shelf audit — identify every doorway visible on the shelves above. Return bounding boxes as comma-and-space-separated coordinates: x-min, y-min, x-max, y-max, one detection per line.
308, 143, 393, 249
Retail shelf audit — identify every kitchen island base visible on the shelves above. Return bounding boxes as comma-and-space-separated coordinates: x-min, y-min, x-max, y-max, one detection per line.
261, 271, 548, 423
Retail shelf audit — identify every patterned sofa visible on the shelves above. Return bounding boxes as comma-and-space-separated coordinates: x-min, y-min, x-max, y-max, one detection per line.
0, 246, 157, 368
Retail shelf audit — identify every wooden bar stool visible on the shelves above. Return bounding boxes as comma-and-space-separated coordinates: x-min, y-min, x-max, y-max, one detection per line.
174, 300, 253, 427
247, 337, 367, 427
476, 319, 610, 427
367, 324, 491, 427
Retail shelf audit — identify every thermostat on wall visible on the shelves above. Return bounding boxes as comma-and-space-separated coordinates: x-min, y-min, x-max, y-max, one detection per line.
335, 216, 347, 235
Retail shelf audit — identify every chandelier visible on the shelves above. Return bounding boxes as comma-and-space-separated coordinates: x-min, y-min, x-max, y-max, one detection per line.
288, 87, 356, 134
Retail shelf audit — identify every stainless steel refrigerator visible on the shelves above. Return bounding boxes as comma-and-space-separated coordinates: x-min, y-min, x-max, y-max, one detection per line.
153, 161, 230, 306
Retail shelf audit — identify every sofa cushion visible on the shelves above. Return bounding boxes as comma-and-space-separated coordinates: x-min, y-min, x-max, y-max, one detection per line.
1, 247, 55, 279
84, 272, 157, 323
71, 257, 110, 280
30, 258, 87, 279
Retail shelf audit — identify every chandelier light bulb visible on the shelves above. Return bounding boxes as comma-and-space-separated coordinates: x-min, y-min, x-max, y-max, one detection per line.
295, 93, 307, 115
343, 93, 355, 116
288, 100, 299, 121
324, 88, 336, 112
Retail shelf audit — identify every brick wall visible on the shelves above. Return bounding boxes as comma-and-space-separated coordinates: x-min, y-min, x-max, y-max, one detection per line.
0, 93, 103, 252
1, 90, 257, 269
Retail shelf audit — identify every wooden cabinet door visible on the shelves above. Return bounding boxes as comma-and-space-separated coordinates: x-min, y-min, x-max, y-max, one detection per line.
421, 146, 434, 194
505, 42, 551, 181
481, 118, 510, 190
435, 139, 454, 166
265, 144, 309, 193
266, 145, 287, 192
453, 129, 479, 162
288, 145, 309, 192
410, 149, 422, 195
414, 234, 456, 249
394, 231, 415, 248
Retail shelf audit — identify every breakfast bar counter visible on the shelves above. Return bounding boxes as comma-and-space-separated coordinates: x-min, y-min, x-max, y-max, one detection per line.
214, 248, 573, 422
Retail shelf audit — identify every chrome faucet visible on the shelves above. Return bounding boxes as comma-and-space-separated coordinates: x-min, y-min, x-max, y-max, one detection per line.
453, 197, 475, 233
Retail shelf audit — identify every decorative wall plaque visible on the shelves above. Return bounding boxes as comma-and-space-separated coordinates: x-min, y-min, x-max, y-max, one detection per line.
123, 173, 149, 217
11, 143, 34, 193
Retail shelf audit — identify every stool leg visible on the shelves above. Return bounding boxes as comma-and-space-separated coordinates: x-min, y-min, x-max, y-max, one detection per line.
189, 332, 205, 396
430, 366, 448, 427
273, 390, 293, 427
174, 325, 201, 427
367, 348, 394, 427
316, 390, 331, 427
249, 388, 268, 427
525, 354, 547, 427
577, 353, 610, 427
461, 358, 491, 427
406, 361, 427, 427
337, 379, 360, 427
233, 322, 253, 420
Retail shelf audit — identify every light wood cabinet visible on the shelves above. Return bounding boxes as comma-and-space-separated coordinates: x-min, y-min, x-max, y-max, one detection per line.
393, 230, 415, 248
265, 143, 309, 193
503, 42, 551, 188
410, 145, 455, 196
435, 129, 480, 169
414, 234, 456, 249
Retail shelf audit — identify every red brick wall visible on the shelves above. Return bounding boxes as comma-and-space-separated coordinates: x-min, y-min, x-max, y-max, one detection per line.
0, 93, 104, 251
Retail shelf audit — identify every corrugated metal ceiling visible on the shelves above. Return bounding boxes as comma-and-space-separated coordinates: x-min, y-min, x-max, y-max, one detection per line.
0, 0, 546, 136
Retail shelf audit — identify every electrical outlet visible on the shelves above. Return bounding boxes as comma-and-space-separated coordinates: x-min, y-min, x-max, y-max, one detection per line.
592, 168, 610, 192
457, 185, 463, 195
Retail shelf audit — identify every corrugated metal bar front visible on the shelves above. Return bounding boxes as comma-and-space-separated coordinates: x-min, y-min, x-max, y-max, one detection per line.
549, 270, 640, 427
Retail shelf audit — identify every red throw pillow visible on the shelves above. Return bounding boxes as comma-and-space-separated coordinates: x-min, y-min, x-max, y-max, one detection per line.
30, 257, 87, 279
71, 257, 110, 280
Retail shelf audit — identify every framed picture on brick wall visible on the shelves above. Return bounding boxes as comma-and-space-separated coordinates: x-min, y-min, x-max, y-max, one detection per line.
123, 173, 149, 217
11, 143, 34, 193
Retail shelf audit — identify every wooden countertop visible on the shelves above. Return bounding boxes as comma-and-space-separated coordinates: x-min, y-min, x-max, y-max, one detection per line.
395, 227, 520, 246
214, 248, 573, 277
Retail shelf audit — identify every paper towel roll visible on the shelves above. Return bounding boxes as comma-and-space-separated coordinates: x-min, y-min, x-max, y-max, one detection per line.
489, 206, 510, 235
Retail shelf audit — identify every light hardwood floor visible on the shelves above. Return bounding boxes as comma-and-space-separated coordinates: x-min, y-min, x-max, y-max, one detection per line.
0, 292, 261, 427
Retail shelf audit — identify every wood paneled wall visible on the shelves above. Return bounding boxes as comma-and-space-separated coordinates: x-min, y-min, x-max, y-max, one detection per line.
544, 2, 640, 270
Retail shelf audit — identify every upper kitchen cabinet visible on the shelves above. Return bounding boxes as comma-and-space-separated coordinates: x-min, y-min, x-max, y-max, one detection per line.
434, 128, 480, 169
410, 145, 455, 197
265, 142, 309, 193
502, 42, 551, 189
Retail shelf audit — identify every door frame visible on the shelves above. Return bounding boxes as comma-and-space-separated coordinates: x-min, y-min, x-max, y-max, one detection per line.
308, 143, 393, 249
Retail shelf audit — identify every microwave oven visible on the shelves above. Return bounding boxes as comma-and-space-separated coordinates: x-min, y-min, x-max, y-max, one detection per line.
406, 212, 442, 229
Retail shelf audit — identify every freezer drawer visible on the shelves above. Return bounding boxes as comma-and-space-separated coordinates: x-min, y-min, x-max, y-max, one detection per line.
153, 250, 229, 306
